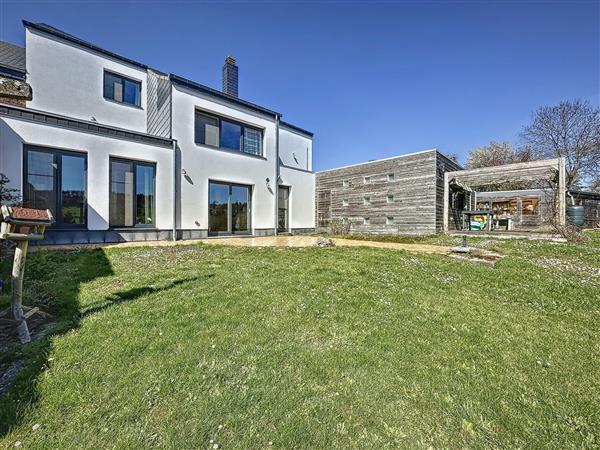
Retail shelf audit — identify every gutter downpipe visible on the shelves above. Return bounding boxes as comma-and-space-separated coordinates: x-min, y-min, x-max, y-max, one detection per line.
172, 139, 178, 241
274, 114, 280, 236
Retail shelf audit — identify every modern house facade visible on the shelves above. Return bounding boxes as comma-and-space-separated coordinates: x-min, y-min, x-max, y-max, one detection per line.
0, 21, 314, 244
315, 149, 461, 234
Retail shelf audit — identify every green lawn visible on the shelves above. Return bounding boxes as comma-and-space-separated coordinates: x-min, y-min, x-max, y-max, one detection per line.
1, 233, 599, 448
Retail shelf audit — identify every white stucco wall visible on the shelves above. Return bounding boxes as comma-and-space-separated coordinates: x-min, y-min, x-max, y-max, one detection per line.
172, 85, 279, 231
0, 117, 174, 230
279, 166, 315, 229
25, 28, 148, 133
279, 127, 312, 171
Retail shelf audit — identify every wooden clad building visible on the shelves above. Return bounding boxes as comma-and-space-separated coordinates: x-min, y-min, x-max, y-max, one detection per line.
315, 149, 461, 235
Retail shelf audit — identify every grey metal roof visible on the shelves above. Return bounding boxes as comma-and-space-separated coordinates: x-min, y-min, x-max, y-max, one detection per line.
0, 103, 174, 148
0, 41, 26, 78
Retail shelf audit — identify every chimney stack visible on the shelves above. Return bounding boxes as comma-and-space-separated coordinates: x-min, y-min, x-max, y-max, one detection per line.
222, 56, 238, 97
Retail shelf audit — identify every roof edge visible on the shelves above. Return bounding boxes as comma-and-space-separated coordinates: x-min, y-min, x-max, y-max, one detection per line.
170, 73, 281, 118
317, 148, 438, 174
23, 20, 151, 72
280, 120, 313, 137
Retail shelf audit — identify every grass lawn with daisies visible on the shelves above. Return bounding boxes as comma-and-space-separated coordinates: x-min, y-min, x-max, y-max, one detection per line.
0, 232, 599, 448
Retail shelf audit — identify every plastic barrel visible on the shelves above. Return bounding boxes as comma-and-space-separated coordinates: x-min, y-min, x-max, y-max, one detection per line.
566, 205, 585, 226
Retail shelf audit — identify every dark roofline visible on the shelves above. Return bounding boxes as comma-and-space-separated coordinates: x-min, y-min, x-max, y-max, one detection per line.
280, 120, 313, 137
0, 103, 174, 148
23, 20, 153, 72
0, 65, 26, 80
170, 74, 280, 118
22, 21, 315, 138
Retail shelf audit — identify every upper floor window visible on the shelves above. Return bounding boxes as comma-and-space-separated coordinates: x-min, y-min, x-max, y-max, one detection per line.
387, 194, 394, 204
195, 110, 263, 156
388, 173, 395, 181
103, 70, 141, 107
363, 196, 371, 205
342, 180, 349, 187
364, 176, 371, 184
342, 199, 349, 207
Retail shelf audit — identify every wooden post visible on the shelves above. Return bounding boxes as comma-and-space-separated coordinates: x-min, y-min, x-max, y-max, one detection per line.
557, 157, 566, 227
11, 240, 31, 344
443, 172, 449, 233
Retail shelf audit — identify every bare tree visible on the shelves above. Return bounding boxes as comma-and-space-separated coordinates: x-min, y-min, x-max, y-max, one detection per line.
521, 99, 600, 189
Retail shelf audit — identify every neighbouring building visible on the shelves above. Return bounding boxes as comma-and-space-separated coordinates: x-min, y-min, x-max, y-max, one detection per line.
315, 149, 461, 235
0, 21, 315, 244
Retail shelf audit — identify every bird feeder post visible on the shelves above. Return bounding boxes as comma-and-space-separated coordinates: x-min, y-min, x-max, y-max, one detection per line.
1, 205, 53, 344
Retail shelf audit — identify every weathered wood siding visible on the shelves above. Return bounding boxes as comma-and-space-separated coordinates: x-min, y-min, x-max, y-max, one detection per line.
316, 150, 443, 235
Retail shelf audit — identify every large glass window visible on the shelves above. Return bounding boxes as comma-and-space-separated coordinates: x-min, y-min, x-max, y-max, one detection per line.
208, 181, 251, 235
23, 147, 87, 228
110, 158, 155, 227
103, 70, 141, 107
194, 110, 263, 156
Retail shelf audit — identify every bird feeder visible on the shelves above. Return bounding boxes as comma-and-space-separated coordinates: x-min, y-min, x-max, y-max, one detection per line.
1, 205, 53, 343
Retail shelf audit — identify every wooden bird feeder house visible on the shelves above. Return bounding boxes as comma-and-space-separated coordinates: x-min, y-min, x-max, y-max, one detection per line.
1, 205, 54, 344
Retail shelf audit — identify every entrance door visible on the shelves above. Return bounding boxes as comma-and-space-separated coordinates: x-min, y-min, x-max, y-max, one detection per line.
278, 186, 290, 232
208, 181, 251, 235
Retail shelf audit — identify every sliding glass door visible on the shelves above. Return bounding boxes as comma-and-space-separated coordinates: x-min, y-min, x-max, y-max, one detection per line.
208, 181, 251, 235
23, 146, 87, 228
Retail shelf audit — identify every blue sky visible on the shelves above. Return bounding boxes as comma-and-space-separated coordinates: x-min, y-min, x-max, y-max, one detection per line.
0, 0, 598, 171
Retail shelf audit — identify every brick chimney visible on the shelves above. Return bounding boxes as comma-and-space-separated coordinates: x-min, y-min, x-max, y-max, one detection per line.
222, 56, 238, 97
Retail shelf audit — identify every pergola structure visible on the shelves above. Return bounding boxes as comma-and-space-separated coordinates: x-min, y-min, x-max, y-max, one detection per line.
443, 158, 566, 232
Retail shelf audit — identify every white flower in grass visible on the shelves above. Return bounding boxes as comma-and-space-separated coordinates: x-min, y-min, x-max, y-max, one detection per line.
32, 424, 40, 431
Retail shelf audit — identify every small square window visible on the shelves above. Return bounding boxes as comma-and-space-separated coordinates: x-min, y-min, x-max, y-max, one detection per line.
342, 199, 349, 206
364, 176, 371, 184
364, 217, 370, 225
387, 216, 395, 225
363, 196, 371, 205
342, 180, 349, 187
388, 173, 395, 181
387, 194, 394, 203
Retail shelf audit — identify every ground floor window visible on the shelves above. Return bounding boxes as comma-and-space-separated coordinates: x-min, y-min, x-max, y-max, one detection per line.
109, 158, 155, 227
208, 181, 251, 235
23, 146, 87, 228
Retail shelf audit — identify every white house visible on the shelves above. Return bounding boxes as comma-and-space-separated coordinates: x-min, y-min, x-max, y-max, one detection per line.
0, 21, 315, 244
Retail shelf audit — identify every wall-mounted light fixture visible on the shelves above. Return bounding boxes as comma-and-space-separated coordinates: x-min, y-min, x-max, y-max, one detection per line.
265, 177, 271, 189
181, 169, 188, 176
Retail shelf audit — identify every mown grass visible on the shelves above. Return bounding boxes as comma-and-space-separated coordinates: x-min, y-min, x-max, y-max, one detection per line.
0, 233, 599, 448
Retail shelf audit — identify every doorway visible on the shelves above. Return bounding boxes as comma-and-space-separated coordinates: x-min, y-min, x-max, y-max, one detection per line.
208, 181, 251, 235
278, 186, 290, 232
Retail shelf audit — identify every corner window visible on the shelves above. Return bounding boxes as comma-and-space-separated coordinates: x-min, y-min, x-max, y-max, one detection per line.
194, 110, 263, 156
364, 176, 371, 184
103, 70, 141, 107
364, 196, 371, 205
388, 173, 395, 181
387, 216, 395, 225
342, 199, 349, 206
387, 194, 394, 203
110, 158, 155, 227
23, 146, 87, 228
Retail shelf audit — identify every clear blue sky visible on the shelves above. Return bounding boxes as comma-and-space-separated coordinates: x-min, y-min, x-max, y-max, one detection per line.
1, 0, 598, 171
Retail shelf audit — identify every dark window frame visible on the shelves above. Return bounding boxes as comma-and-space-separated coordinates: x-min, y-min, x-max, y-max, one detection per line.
109, 157, 156, 228
23, 145, 88, 230
103, 69, 142, 107
208, 180, 253, 236
194, 109, 264, 156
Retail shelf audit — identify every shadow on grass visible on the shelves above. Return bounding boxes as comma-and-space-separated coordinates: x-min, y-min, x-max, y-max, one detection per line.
0, 248, 201, 437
